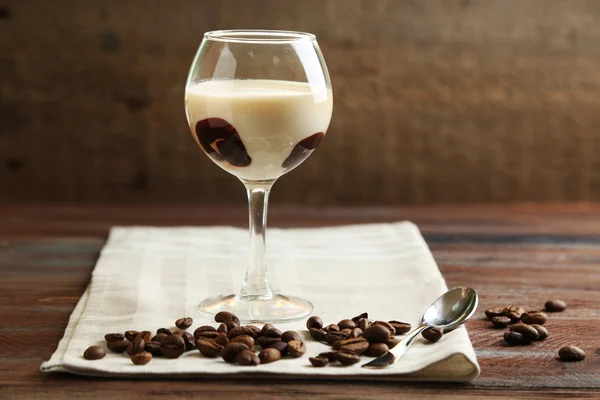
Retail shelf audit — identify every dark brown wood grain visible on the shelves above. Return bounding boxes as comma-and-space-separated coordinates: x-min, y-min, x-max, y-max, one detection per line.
1, 204, 600, 399
3, 0, 600, 204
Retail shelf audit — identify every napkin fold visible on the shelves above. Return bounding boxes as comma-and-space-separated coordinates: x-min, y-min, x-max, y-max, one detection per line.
42, 222, 480, 381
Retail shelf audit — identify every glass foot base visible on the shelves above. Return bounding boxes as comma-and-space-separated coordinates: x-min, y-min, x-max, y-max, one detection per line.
199, 294, 313, 323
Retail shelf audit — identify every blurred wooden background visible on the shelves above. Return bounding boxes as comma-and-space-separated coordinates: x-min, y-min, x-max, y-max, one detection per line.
2, 0, 600, 204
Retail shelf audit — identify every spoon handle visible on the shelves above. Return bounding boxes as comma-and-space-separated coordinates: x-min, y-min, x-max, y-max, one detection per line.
362, 325, 429, 368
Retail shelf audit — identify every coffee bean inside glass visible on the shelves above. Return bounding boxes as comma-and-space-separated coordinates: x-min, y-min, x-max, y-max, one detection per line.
184, 30, 333, 322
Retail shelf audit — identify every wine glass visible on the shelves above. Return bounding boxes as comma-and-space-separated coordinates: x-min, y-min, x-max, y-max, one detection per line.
184, 30, 333, 323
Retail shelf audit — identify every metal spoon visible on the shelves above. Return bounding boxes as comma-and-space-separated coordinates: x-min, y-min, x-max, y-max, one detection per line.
362, 286, 478, 369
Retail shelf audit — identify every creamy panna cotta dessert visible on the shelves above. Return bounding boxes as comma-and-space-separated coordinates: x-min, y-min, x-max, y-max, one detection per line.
185, 79, 333, 181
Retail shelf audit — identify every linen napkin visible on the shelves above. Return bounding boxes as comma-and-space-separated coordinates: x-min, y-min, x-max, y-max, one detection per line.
41, 222, 480, 381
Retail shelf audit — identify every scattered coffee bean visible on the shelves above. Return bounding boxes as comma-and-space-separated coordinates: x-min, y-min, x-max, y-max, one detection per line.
385, 338, 400, 348
104, 333, 125, 342
224, 315, 241, 330
282, 330, 302, 343
309, 328, 327, 341
374, 321, 396, 336
364, 343, 389, 357
324, 324, 340, 332
181, 331, 196, 350
521, 311, 548, 325
269, 341, 288, 355
257, 336, 282, 348
175, 317, 193, 330
503, 306, 525, 322
262, 326, 282, 338
125, 330, 139, 341
485, 307, 505, 319
318, 351, 339, 362
287, 340, 306, 358
309, 356, 329, 367
232, 334, 255, 349
260, 323, 276, 336
157, 328, 173, 336
127, 337, 146, 356
545, 299, 567, 312
325, 331, 349, 345
348, 328, 363, 338
509, 324, 539, 343
215, 333, 229, 346
106, 340, 128, 353
340, 328, 352, 336
221, 342, 249, 363
196, 331, 219, 340
388, 321, 411, 335
197, 339, 224, 358
194, 326, 217, 337
357, 318, 371, 331
338, 319, 356, 330
306, 316, 323, 330
558, 345, 586, 361
504, 331, 524, 345
236, 349, 260, 366
152, 333, 169, 344
215, 311, 235, 323
422, 327, 444, 343
83, 346, 106, 360
131, 351, 152, 365
530, 324, 548, 340
334, 337, 369, 355
491, 316, 512, 329
247, 325, 262, 337
363, 325, 391, 343
229, 326, 259, 339
334, 351, 361, 365
258, 348, 281, 364
217, 323, 228, 334
160, 334, 185, 358
136, 331, 152, 342
351, 313, 368, 323
145, 341, 162, 356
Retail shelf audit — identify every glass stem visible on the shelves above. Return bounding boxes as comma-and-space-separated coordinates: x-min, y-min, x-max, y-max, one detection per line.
238, 181, 276, 301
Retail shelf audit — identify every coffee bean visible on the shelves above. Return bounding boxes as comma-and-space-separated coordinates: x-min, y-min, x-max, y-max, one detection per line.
215, 311, 235, 323
125, 330, 139, 341
504, 331, 524, 345
195, 331, 219, 340
104, 338, 127, 353
309, 328, 327, 341
306, 316, 323, 330
157, 328, 172, 336
373, 321, 396, 336
503, 306, 525, 322
325, 331, 349, 345
530, 324, 548, 340
521, 311, 548, 325
182, 331, 196, 350
318, 351, 339, 362
131, 351, 152, 365
558, 345, 586, 361
269, 341, 288, 355
260, 323, 276, 336
144, 341, 162, 356
104, 333, 125, 342
127, 337, 146, 356
309, 356, 329, 367
364, 343, 389, 357
83, 346, 106, 360
222, 342, 249, 363
509, 324, 539, 342
340, 328, 352, 336
217, 323, 228, 334
491, 316, 512, 328
160, 334, 185, 358
215, 333, 229, 346
422, 327, 443, 342
385, 338, 400, 348
287, 340, 306, 358
232, 334, 255, 349
262, 326, 282, 338
194, 325, 217, 337
545, 299, 567, 312
136, 331, 152, 342
363, 325, 391, 343
258, 348, 281, 364
485, 307, 505, 319
388, 321, 411, 335
152, 333, 169, 343
334, 337, 369, 354
224, 315, 241, 330
175, 317, 193, 330
247, 325, 262, 337
257, 336, 282, 348
281, 330, 302, 343
229, 326, 259, 339
348, 328, 363, 338
357, 318, 371, 331
338, 319, 356, 330
351, 313, 368, 323
197, 339, 224, 358
236, 349, 260, 366
324, 324, 340, 332
334, 351, 361, 365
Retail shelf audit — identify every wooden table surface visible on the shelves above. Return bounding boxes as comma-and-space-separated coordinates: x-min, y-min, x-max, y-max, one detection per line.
1, 204, 599, 399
